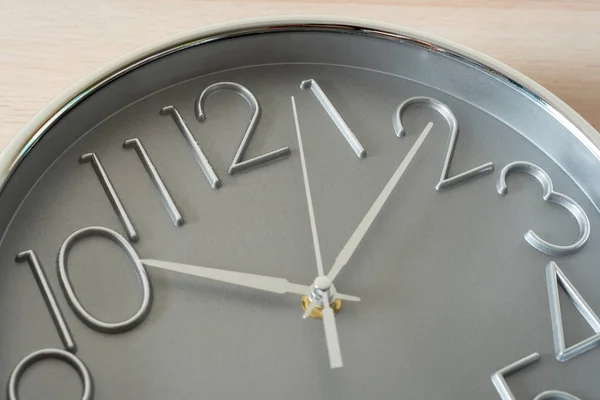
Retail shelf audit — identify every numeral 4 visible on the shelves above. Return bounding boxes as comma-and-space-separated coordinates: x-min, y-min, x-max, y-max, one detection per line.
546, 262, 600, 362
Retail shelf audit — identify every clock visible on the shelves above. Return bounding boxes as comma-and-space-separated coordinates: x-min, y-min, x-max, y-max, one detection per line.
0, 16, 599, 400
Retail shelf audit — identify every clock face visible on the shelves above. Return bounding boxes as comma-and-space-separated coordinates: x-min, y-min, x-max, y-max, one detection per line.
1, 20, 600, 400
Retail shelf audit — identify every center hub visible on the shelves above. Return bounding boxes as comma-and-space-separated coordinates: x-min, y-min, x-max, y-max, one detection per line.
301, 276, 342, 319
314, 276, 332, 291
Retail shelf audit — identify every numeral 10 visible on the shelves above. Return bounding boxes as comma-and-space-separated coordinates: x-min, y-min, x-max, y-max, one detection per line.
9, 227, 149, 400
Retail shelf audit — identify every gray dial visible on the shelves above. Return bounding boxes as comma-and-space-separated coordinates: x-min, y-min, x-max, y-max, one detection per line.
0, 19, 599, 400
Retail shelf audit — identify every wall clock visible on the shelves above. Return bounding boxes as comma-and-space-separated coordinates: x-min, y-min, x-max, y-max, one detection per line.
0, 16, 599, 400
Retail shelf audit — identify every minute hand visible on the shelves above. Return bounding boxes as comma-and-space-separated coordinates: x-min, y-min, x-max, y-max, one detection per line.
327, 122, 433, 281
141, 259, 360, 301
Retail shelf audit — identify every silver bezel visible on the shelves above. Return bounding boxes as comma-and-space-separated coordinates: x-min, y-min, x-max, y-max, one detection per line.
1, 16, 598, 190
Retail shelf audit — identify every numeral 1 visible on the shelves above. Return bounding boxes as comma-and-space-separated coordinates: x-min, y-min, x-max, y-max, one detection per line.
300, 79, 366, 159
491, 353, 581, 400
546, 262, 600, 362
9, 251, 94, 400
123, 138, 184, 227
160, 105, 221, 189
80, 153, 138, 242
15, 250, 76, 352
394, 96, 494, 190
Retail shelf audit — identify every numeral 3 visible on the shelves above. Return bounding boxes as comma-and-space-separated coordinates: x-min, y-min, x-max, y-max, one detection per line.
497, 161, 590, 256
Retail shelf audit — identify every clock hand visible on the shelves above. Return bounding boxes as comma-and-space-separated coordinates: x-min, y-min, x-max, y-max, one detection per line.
293, 95, 323, 319
141, 259, 360, 301
292, 95, 325, 277
322, 289, 343, 369
294, 97, 360, 370
327, 121, 434, 281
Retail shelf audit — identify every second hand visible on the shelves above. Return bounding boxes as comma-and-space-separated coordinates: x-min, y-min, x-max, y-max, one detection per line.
292, 95, 325, 277
292, 95, 344, 369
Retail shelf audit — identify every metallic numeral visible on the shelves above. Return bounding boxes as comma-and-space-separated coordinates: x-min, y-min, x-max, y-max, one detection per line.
394, 97, 494, 190
7, 349, 93, 400
497, 161, 590, 256
300, 79, 366, 159
9, 251, 93, 399
15, 250, 76, 352
546, 262, 600, 362
123, 138, 184, 227
80, 153, 138, 242
160, 105, 221, 189
196, 82, 291, 174
58, 226, 152, 333
491, 353, 581, 400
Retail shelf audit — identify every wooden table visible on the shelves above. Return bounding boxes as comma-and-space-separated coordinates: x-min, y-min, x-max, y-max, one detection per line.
1, 1, 599, 149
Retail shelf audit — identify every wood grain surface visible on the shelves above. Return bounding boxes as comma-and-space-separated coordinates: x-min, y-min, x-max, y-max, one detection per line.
1, 1, 599, 150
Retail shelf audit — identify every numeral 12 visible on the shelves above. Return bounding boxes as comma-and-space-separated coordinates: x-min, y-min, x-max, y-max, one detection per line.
161, 82, 291, 189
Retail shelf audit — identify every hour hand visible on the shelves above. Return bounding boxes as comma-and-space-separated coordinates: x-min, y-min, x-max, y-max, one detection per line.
322, 291, 343, 369
141, 259, 360, 302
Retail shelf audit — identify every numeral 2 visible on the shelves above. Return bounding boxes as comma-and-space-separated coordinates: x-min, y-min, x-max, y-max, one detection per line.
394, 97, 494, 191
197, 82, 291, 175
